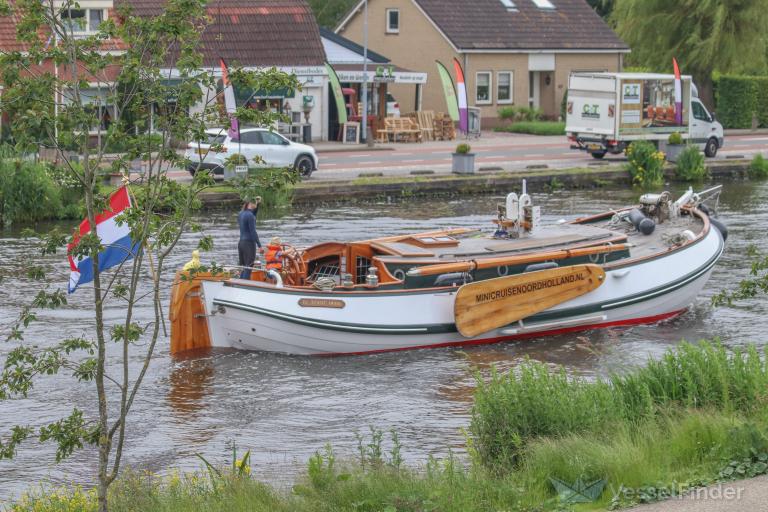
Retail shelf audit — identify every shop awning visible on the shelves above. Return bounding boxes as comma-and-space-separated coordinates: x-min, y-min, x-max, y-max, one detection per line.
331, 64, 427, 85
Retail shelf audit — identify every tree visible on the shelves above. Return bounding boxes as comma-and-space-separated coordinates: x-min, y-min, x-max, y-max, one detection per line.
0, 1, 299, 511
587, 0, 613, 19
307, 0, 355, 28
612, 0, 768, 107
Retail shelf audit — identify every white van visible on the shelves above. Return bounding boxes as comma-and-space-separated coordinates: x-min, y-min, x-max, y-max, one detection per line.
565, 72, 724, 159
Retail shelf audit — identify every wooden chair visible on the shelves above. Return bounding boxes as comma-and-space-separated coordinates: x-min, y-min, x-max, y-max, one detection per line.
416, 111, 435, 141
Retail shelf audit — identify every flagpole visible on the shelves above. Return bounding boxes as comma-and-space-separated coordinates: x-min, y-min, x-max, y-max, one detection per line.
124, 179, 168, 337
361, 0, 369, 144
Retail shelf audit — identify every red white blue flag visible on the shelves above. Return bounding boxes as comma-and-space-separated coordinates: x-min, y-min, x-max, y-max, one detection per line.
673, 58, 683, 126
220, 58, 240, 139
67, 187, 140, 294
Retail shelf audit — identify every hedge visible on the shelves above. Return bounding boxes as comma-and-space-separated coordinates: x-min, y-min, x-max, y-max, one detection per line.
715, 75, 768, 129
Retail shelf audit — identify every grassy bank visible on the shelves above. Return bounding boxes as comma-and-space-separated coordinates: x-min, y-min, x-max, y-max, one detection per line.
9, 342, 768, 512
494, 121, 566, 136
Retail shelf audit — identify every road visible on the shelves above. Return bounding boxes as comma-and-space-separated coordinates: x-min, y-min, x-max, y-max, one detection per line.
167, 132, 768, 182
312, 132, 768, 180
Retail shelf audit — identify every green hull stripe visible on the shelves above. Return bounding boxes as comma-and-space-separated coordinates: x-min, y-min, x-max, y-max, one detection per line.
212, 299, 448, 335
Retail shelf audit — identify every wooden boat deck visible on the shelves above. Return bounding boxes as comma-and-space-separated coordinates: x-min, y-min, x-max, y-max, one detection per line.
372, 213, 704, 265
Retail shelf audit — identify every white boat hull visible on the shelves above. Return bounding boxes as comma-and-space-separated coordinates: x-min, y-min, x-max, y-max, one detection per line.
200, 226, 724, 356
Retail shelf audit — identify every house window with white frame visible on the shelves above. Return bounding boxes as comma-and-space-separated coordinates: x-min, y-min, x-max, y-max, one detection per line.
476, 72, 492, 104
386, 9, 399, 33
497, 71, 513, 103
61, 7, 106, 34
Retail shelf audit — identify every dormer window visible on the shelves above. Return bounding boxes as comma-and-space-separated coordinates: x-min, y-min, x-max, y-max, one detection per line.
61, 7, 106, 34
531, 0, 555, 9
500, 0, 518, 11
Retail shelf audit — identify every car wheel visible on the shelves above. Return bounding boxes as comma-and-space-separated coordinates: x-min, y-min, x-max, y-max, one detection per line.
591, 151, 606, 160
295, 155, 314, 178
704, 138, 718, 158
187, 165, 197, 176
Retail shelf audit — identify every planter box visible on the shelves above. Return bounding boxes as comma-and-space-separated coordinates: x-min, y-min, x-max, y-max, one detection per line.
664, 143, 686, 163
452, 153, 476, 174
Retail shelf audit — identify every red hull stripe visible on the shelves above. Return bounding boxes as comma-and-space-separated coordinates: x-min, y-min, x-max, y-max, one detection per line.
320, 309, 687, 357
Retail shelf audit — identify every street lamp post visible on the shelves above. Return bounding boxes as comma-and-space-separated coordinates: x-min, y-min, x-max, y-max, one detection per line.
361, 0, 368, 144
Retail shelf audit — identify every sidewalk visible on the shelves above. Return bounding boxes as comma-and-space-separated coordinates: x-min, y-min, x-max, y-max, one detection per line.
626, 476, 768, 512
312, 130, 564, 154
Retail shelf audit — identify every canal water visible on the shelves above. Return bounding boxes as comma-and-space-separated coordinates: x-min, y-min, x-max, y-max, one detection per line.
1, 181, 767, 501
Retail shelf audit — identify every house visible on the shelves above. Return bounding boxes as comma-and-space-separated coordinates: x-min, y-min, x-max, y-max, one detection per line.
0, 0, 331, 141
335, 0, 629, 126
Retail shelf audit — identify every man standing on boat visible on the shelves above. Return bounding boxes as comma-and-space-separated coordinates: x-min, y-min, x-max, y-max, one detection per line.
238, 197, 263, 279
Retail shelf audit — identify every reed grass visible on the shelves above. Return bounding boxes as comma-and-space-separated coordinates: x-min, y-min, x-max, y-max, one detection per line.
470, 341, 768, 470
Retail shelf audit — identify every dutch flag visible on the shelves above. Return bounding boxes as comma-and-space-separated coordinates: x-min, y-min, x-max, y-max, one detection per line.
67, 186, 140, 294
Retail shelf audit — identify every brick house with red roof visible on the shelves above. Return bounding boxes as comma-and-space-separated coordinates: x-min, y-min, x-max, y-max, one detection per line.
0, 0, 331, 140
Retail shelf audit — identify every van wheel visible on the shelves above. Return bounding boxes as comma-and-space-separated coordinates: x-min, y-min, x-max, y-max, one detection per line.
704, 138, 719, 158
591, 151, 606, 159
295, 155, 314, 178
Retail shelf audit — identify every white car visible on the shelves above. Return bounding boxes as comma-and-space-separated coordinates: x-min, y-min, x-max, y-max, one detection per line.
386, 93, 400, 117
185, 128, 318, 178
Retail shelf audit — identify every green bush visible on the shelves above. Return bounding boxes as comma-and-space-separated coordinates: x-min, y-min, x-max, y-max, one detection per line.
470, 341, 768, 471
749, 154, 768, 179
455, 143, 471, 154
675, 146, 707, 181
560, 90, 568, 121
668, 132, 684, 145
494, 121, 565, 136
497, 106, 517, 122
0, 152, 82, 227
496, 106, 542, 124
625, 141, 665, 188
716, 76, 759, 128
756, 77, 768, 128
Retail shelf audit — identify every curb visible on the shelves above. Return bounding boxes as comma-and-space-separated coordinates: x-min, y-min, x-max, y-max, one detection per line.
197, 160, 751, 209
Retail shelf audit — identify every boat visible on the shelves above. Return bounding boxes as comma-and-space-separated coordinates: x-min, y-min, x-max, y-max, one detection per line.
169, 183, 726, 356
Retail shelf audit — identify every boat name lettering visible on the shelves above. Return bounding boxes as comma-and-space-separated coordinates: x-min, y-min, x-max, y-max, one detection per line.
298, 298, 346, 309
474, 273, 587, 304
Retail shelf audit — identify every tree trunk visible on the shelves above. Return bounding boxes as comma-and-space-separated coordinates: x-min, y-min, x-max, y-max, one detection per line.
697, 76, 716, 111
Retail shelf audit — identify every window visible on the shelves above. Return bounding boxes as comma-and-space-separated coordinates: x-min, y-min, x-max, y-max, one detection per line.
62, 9, 86, 33
476, 72, 492, 104
89, 9, 103, 31
530, 0, 555, 8
260, 131, 286, 145
62, 8, 106, 34
692, 101, 709, 122
497, 72, 513, 103
386, 9, 399, 33
239, 131, 262, 144
499, 0, 518, 11
205, 133, 227, 145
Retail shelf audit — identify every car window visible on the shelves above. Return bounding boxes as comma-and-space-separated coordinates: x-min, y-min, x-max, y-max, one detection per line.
204, 133, 226, 145
260, 131, 285, 145
238, 131, 262, 144
692, 101, 709, 122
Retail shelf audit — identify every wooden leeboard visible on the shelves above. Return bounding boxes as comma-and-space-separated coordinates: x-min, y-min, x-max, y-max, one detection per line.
454, 264, 606, 338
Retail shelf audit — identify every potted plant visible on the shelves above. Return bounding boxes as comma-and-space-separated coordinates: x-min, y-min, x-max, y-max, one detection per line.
223, 153, 248, 180
664, 132, 685, 163
452, 143, 475, 174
